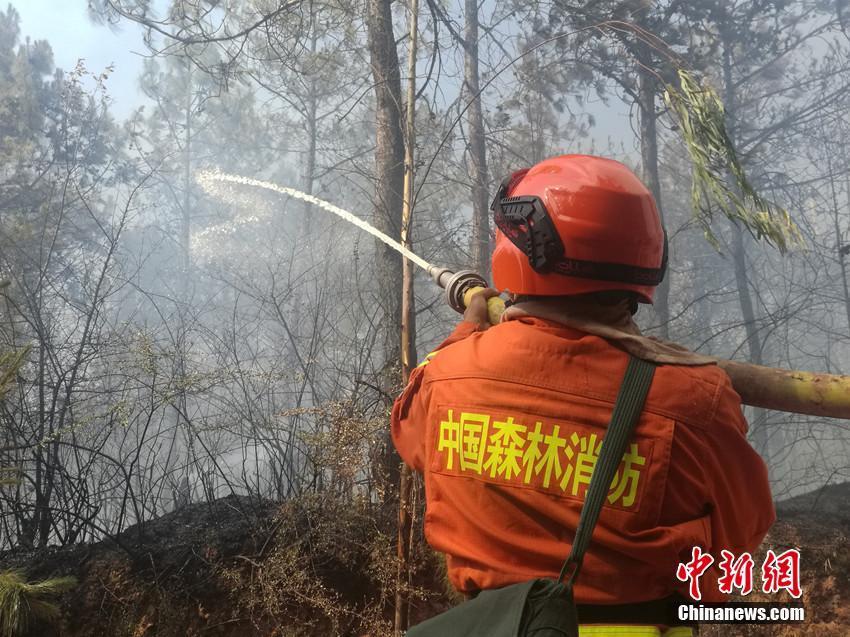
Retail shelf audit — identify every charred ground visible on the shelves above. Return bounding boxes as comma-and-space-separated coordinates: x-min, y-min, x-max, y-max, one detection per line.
2, 484, 848, 636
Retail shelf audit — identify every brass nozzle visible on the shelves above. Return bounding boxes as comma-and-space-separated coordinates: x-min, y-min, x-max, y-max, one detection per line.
429, 268, 488, 314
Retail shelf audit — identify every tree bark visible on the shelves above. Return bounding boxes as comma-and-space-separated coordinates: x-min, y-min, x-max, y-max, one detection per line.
303, 19, 319, 237
367, 0, 405, 379
396, 0, 419, 630
464, 0, 489, 279
182, 57, 192, 290
825, 129, 850, 333
721, 28, 768, 457
637, 57, 670, 339
366, 0, 407, 580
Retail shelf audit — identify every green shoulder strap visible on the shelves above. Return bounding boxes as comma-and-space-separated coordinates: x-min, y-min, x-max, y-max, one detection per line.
407, 355, 657, 637
557, 355, 657, 587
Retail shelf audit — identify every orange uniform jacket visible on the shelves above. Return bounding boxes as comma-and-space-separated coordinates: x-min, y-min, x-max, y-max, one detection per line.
391, 316, 775, 604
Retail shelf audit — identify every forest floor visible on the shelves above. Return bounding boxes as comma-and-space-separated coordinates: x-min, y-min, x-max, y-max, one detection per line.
701, 482, 850, 637
2, 484, 848, 636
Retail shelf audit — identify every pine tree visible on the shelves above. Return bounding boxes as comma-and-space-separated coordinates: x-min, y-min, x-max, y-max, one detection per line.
0, 570, 75, 637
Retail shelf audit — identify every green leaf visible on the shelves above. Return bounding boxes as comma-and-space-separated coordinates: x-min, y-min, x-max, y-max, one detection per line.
664, 69, 802, 253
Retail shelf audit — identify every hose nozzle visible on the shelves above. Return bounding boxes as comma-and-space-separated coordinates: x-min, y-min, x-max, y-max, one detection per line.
428, 267, 486, 313
428, 266, 506, 324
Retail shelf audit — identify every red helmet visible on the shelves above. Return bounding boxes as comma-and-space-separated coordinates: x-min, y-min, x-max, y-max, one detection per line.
491, 154, 666, 304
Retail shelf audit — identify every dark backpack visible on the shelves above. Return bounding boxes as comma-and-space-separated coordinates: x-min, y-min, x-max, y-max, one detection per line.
407, 356, 656, 637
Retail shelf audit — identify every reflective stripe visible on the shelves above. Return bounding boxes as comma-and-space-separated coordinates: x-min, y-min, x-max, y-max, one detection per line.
417, 351, 439, 368
579, 627, 693, 637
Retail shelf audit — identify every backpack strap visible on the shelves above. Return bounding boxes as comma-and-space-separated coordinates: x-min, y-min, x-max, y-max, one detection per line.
557, 355, 657, 587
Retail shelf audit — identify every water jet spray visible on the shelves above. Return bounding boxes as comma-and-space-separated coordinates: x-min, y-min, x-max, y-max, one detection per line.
196, 170, 506, 324
196, 170, 850, 420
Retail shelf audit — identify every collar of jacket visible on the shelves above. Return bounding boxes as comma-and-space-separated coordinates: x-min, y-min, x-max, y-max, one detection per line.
501, 300, 717, 367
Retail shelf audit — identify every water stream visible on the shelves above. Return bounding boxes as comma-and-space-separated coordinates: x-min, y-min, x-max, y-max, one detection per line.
195, 170, 434, 272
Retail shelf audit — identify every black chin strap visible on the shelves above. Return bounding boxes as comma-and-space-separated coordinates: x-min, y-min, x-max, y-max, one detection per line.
551, 235, 667, 286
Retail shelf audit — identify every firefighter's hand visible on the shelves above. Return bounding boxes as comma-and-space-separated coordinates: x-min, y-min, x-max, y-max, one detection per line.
463, 287, 501, 329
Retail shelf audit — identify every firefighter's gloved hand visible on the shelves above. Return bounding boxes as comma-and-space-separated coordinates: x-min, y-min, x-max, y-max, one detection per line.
463, 287, 501, 330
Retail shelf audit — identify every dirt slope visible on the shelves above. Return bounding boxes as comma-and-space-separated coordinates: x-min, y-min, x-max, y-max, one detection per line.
701, 482, 850, 636
2, 485, 848, 636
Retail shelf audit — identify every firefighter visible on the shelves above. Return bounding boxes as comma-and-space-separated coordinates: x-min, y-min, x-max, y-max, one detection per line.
391, 154, 776, 636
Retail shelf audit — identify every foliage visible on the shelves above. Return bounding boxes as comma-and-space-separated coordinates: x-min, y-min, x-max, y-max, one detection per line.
0, 570, 76, 637
0, 348, 27, 401
0, 0, 844, 596
215, 493, 448, 636
664, 69, 802, 252
0, 3, 143, 550
0, 346, 27, 487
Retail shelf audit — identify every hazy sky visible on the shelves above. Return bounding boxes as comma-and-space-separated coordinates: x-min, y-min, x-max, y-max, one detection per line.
14, 1, 149, 117
11, 1, 634, 153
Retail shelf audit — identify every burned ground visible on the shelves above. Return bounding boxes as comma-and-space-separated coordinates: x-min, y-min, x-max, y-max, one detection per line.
2, 484, 848, 636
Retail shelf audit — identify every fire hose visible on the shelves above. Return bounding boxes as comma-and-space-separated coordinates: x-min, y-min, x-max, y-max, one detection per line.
428, 267, 850, 420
